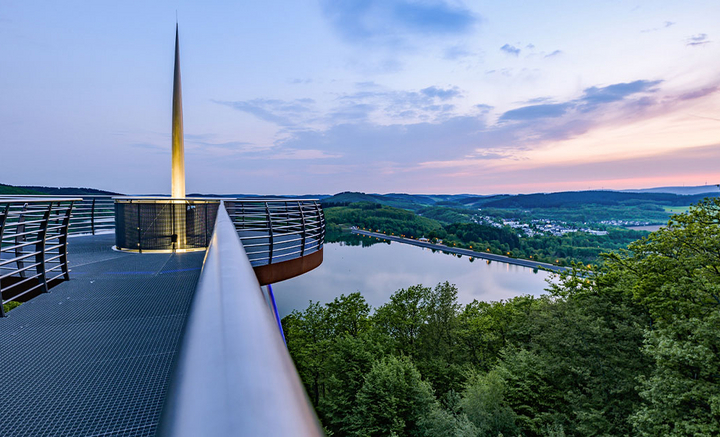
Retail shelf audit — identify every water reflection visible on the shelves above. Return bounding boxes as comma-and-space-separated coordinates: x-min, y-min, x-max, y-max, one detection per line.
271, 235, 556, 317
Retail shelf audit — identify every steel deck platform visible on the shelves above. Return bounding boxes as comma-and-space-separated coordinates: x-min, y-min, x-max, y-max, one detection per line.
0, 234, 205, 436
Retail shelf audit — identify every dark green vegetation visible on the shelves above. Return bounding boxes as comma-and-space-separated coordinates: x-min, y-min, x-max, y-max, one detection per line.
0, 183, 118, 195
2, 301, 21, 314
433, 223, 646, 265
324, 202, 442, 239
324, 203, 645, 265
285, 198, 720, 436
0, 183, 44, 195
322, 189, 719, 224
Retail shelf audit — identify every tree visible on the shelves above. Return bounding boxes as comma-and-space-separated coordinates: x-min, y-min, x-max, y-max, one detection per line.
349, 356, 437, 437
459, 370, 518, 436
611, 198, 720, 435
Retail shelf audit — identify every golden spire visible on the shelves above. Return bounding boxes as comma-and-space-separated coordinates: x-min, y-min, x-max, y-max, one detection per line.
171, 23, 186, 199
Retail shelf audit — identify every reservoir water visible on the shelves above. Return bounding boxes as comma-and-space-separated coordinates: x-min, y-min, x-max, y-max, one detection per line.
271, 239, 556, 317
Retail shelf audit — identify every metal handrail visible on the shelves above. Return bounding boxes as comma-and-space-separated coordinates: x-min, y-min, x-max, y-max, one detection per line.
157, 202, 324, 437
1, 198, 78, 316
225, 199, 325, 267
0, 195, 115, 236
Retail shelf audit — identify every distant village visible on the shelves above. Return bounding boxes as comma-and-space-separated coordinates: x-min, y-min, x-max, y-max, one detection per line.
473, 215, 610, 237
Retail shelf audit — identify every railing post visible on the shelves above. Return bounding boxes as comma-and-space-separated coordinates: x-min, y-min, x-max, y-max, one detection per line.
266, 202, 273, 264
15, 203, 29, 278
0, 203, 8, 317
35, 202, 52, 294
59, 201, 74, 281
137, 201, 142, 253
204, 202, 209, 246
314, 201, 325, 249
298, 201, 306, 257
90, 197, 96, 235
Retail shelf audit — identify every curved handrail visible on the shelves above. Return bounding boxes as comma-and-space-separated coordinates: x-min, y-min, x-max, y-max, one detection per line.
225, 200, 325, 267
0, 195, 115, 236
0, 198, 78, 316
157, 202, 324, 436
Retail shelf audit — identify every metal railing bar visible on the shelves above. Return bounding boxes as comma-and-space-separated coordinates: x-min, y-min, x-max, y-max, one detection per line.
2, 282, 45, 302
156, 202, 323, 436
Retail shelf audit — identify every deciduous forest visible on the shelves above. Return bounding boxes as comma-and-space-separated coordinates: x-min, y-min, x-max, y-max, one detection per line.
285, 198, 720, 436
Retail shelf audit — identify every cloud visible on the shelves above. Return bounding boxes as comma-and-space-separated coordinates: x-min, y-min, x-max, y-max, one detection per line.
202, 78, 720, 193
130, 142, 165, 151
678, 86, 718, 100
355, 81, 380, 89
500, 44, 520, 56
193, 140, 255, 150
443, 45, 474, 60
289, 78, 313, 84
335, 86, 464, 122
687, 33, 711, 46
500, 103, 572, 121
320, 0, 476, 46
641, 21, 675, 33
420, 86, 461, 100
580, 80, 661, 105
213, 98, 316, 127
544, 50, 562, 58
498, 79, 662, 122
266, 149, 342, 160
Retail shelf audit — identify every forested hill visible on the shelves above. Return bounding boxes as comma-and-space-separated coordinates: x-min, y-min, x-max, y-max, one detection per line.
20, 185, 120, 195
0, 183, 45, 195
478, 190, 719, 208
321, 189, 719, 211
0, 183, 120, 195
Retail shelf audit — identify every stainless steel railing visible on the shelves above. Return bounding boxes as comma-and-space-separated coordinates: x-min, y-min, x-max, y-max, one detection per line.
67, 196, 115, 235
157, 201, 324, 436
224, 199, 325, 267
0, 195, 115, 236
0, 198, 79, 316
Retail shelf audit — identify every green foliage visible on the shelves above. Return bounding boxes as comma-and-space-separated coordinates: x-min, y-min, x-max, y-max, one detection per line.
324, 200, 649, 265
3, 300, 22, 314
324, 203, 442, 239
610, 197, 720, 435
460, 371, 518, 436
349, 356, 437, 437
285, 197, 720, 436
0, 183, 44, 195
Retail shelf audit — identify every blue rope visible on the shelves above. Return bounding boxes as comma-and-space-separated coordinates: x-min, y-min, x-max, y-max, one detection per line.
267, 284, 287, 346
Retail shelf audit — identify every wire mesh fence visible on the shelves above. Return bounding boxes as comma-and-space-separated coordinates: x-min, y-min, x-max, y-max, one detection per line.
114, 198, 221, 252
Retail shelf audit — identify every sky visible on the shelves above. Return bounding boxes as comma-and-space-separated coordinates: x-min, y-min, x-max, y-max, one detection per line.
1, 0, 719, 195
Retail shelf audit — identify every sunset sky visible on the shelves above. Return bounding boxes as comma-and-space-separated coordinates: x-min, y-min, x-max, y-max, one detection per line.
2, 0, 719, 194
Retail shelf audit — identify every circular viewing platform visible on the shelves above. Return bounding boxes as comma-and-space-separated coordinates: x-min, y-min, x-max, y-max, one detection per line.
113, 197, 325, 284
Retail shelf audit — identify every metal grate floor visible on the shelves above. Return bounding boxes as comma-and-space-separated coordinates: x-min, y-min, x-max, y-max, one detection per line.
0, 234, 205, 436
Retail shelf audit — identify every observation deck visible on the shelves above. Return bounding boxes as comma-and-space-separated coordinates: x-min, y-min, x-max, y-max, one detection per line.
0, 196, 325, 436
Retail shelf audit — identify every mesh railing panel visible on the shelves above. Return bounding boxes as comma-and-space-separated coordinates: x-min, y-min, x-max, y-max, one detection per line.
114, 200, 219, 252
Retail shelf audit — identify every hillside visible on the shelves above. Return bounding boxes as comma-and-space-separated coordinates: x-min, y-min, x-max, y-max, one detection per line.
0, 184, 45, 195
19, 185, 121, 195
622, 184, 720, 195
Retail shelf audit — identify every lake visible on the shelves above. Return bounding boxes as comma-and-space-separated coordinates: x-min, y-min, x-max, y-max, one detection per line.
271, 239, 557, 317
626, 224, 663, 231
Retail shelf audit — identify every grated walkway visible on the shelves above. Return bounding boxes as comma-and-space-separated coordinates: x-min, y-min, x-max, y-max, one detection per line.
0, 234, 205, 436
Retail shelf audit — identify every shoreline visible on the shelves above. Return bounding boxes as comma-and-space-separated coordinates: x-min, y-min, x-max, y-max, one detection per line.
351, 229, 568, 274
